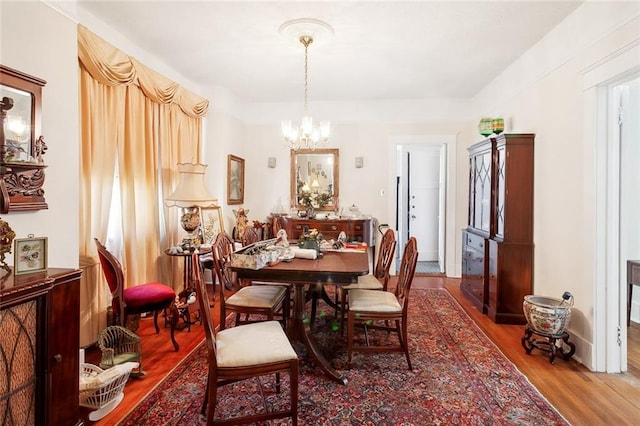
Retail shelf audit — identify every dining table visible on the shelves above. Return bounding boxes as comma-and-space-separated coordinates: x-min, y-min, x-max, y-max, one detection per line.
230, 249, 369, 385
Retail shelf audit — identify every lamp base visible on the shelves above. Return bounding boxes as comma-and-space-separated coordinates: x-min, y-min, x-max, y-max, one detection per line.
179, 207, 202, 252
179, 237, 198, 252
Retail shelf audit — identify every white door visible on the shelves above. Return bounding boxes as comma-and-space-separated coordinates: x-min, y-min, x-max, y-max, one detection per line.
408, 147, 440, 262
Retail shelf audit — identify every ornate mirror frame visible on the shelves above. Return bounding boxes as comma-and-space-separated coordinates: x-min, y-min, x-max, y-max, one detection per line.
0, 65, 48, 213
290, 148, 339, 211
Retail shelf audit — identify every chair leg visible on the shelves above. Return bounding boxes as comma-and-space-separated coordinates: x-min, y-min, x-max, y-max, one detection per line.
340, 289, 348, 335
291, 360, 299, 426
400, 319, 412, 370
169, 304, 180, 351
153, 310, 161, 334
201, 376, 209, 416
208, 375, 217, 425
347, 312, 354, 364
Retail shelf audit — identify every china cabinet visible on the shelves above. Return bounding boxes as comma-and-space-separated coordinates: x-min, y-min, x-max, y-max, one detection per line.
460, 133, 534, 324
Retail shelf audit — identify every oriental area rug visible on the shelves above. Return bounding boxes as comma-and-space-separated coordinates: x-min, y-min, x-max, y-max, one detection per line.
120, 289, 568, 425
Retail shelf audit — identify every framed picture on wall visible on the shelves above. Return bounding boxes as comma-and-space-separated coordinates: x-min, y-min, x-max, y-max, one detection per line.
14, 235, 48, 275
200, 205, 225, 246
227, 154, 245, 205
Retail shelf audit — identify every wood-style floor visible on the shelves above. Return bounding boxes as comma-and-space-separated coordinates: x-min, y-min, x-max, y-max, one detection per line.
83, 276, 640, 425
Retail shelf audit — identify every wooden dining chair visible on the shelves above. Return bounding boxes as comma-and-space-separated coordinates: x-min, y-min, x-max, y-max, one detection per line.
347, 236, 418, 369
192, 252, 299, 425
94, 238, 179, 351
202, 232, 290, 330
338, 228, 397, 333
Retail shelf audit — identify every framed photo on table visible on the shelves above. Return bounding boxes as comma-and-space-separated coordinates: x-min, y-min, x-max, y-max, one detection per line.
14, 235, 48, 275
200, 205, 225, 246
227, 154, 245, 205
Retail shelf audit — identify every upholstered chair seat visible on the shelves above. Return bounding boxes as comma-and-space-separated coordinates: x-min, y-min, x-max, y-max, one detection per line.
348, 288, 402, 312
226, 285, 288, 309
216, 320, 298, 368
342, 275, 384, 291
123, 283, 176, 313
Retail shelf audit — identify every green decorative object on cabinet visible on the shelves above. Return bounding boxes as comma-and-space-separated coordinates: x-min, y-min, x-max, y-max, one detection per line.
492, 117, 504, 134
478, 117, 494, 137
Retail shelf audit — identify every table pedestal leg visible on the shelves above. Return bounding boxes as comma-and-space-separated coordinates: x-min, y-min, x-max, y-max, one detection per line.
288, 283, 347, 385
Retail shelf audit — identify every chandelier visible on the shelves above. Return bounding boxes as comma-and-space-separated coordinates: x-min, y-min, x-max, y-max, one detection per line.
280, 19, 332, 151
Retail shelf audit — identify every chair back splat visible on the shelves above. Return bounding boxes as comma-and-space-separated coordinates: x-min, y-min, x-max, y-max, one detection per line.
94, 238, 179, 351
374, 228, 397, 289
394, 236, 418, 310
192, 252, 299, 425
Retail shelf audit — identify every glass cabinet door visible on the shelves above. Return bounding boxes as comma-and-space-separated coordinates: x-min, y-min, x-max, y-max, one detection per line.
470, 150, 492, 233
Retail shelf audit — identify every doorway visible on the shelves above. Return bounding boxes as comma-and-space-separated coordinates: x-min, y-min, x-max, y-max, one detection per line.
396, 143, 446, 274
616, 75, 640, 375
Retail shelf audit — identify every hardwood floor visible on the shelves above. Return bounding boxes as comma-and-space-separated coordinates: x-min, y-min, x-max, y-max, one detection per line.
83, 277, 640, 425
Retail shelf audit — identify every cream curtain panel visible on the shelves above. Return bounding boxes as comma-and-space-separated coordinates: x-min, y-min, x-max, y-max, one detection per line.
78, 24, 209, 346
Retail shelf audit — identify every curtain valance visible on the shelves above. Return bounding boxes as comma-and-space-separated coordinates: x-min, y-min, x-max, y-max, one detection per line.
77, 24, 209, 118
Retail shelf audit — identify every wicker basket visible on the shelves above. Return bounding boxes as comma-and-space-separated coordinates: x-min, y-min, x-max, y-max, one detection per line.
79, 363, 131, 420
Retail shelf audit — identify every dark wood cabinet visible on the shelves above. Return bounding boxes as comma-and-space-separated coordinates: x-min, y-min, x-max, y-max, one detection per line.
461, 134, 534, 324
278, 217, 374, 245
0, 268, 83, 425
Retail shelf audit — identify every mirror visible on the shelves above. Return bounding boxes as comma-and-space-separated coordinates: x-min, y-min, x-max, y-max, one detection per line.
0, 65, 45, 164
290, 148, 339, 211
0, 65, 48, 213
1, 85, 32, 162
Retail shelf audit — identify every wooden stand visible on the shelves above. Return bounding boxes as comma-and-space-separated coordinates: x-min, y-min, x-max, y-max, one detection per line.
521, 327, 576, 364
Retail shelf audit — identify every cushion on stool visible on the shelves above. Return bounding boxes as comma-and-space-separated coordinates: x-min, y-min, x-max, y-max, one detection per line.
123, 282, 176, 311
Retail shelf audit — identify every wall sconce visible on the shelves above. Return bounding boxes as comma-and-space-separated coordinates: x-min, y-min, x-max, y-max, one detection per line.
165, 163, 218, 251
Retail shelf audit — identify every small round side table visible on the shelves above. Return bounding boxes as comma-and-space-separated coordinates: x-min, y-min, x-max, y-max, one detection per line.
164, 247, 211, 331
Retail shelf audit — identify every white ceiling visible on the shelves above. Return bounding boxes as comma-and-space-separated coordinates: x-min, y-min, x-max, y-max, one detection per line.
76, 1, 583, 103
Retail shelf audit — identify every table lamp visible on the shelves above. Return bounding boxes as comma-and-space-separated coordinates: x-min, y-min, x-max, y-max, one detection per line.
165, 163, 218, 251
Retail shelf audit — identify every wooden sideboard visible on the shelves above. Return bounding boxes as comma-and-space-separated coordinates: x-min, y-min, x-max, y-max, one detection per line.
0, 268, 83, 425
275, 216, 376, 259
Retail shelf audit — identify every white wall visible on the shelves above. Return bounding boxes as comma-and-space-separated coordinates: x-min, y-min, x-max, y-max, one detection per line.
471, 2, 640, 368
7, 0, 639, 371
1, 1, 79, 268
